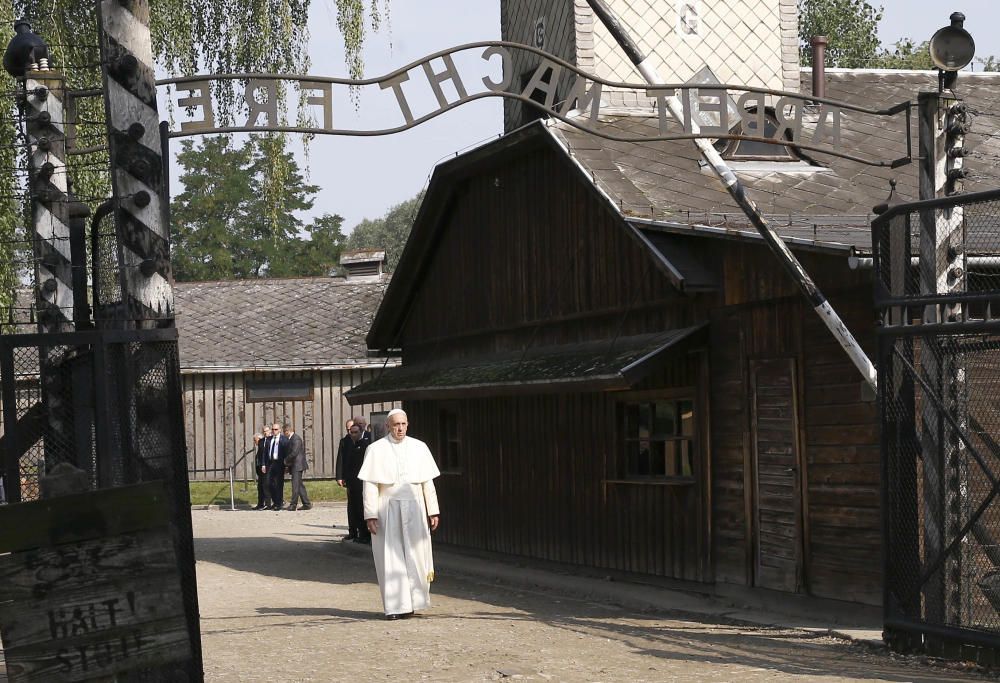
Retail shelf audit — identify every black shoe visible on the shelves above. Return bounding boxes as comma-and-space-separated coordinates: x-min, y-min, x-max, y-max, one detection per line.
286, 506, 297, 511
342, 533, 357, 541
356, 536, 371, 545
252, 505, 265, 510
386, 613, 402, 621
399, 611, 414, 619
301, 504, 312, 510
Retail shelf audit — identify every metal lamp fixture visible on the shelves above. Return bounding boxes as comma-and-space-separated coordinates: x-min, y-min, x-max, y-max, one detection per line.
929, 12, 975, 92
3, 19, 49, 78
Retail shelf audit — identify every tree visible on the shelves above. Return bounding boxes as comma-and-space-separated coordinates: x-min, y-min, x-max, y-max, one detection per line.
345, 193, 423, 271
0, 1, 388, 311
798, 0, 882, 68
282, 213, 347, 277
171, 135, 342, 281
799, 0, 999, 71
877, 38, 934, 70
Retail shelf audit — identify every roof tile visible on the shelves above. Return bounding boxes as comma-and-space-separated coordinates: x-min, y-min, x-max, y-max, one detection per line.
173, 277, 388, 369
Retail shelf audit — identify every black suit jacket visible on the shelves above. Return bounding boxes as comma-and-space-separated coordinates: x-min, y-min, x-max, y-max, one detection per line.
335, 433, 370, 481
261, 434, 288, 468
255, 438, 269, 470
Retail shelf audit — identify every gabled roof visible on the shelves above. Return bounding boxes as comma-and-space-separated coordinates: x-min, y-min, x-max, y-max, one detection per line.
551, 70, 1000, 253
174, 277, 389, 371
368, 70, 1000, 350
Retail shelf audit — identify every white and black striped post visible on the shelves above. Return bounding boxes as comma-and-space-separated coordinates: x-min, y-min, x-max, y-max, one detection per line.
9, 31, 86, 477
23, 66, 75, 334
585, 0, 877, 392
96, 4, 203, 674
917, 88, 970, 625
97, 0, 172, 329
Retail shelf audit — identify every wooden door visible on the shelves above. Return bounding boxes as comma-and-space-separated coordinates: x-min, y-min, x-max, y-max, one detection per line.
750, 358, 803, 593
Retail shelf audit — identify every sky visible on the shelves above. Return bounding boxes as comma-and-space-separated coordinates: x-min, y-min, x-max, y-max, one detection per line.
162, 0, 1000, 235
877, 0, 999, 63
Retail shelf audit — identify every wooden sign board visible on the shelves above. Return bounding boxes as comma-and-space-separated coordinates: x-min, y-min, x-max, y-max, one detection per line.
0, 481, 192, 682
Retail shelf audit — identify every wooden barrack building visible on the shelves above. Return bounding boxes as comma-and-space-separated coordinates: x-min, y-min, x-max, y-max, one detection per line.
174, 267, 399, 480
347, 62, 1000, 607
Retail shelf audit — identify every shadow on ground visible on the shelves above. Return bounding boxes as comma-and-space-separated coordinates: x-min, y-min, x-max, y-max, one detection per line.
193, 530, 986, 682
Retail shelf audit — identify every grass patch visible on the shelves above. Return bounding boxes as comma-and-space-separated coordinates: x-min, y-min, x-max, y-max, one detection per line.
189, 479, 347, 506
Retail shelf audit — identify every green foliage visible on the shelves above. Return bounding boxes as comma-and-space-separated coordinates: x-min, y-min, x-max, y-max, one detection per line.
345, 192, 423, 271
977, 56, 1000, 73
877, 38, 934, 70
283, 212, 348, 278
0, 0, 387, 314
799, 0, 1000, 71
171, 135, 343, 281
798, 0, 883, 68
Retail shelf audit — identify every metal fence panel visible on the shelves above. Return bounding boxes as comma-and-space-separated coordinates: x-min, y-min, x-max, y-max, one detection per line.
874, 188, 1000, 661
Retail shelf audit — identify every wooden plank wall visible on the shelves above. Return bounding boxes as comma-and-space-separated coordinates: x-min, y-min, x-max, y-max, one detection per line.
709, 280, 881, 604
376, 136, 886, 601
407, 387, 708, 583
400, 146, 695, 362
800, 287, 881, 605
182, 369, 398, 481
709, 309, 750, 585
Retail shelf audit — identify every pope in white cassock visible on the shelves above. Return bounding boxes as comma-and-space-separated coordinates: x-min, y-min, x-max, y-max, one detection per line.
359, 409, 441, 620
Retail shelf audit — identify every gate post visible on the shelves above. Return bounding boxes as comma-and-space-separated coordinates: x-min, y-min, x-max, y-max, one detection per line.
917, 91, 970, 626
97, 0, 173, 327
96, 2, 203, 677
13, 30, 95, 478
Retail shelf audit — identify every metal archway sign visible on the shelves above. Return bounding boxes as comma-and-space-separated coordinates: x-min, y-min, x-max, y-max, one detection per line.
157, 41, 913, 168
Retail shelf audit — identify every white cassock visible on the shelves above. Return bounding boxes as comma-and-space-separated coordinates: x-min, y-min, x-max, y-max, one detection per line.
359, 434, 441, 616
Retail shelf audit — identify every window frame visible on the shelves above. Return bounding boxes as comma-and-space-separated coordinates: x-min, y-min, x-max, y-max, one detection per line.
716, 106, 803, 163
437, 406, 463, 475
613, 388, 698, 485
244, 375, 313, 403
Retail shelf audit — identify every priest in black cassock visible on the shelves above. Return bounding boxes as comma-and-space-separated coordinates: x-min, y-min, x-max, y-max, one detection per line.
336, 416, 371, 542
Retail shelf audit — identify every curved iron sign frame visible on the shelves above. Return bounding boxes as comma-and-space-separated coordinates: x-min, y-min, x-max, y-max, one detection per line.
156, 41, 912, 168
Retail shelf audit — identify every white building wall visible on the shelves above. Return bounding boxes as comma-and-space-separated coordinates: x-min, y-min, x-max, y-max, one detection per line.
502, 0, 800, 128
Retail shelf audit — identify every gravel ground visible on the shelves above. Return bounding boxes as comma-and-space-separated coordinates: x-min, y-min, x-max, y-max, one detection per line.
192, 506, 999, 683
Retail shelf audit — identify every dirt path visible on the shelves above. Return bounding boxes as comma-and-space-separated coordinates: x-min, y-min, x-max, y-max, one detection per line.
193, 506, 994, 682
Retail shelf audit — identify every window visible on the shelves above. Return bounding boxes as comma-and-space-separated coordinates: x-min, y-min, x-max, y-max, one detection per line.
716, 108, 799, 162
621, 399, 696, 481
245, 377, 313, 402
438, 409, 461, 473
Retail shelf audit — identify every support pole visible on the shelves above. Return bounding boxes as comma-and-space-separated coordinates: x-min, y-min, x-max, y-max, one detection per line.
21, 67, 88, 474
917, 90, 969, 626
97, 2, 203, 676
97, 0, 173, 328
23, 68, 73, 334
585, 0, 877, 392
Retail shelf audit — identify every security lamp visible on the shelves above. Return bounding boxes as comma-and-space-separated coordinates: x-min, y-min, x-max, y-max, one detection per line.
929, 12, 975, 92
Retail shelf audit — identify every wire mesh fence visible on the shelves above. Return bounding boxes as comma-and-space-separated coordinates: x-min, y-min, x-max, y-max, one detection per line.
0, 330, 185, 503
874, 188, 1000, 660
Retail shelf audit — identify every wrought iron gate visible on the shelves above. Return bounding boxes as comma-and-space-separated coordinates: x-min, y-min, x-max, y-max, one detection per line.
874, 187, 1000, 660
0, 328, 204, 677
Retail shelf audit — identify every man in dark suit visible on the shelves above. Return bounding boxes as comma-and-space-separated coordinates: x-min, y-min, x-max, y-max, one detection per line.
266, 421, 288, 510
336, 415, 371, 543
253, 424, 272, 510
284, 421, 311, 511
